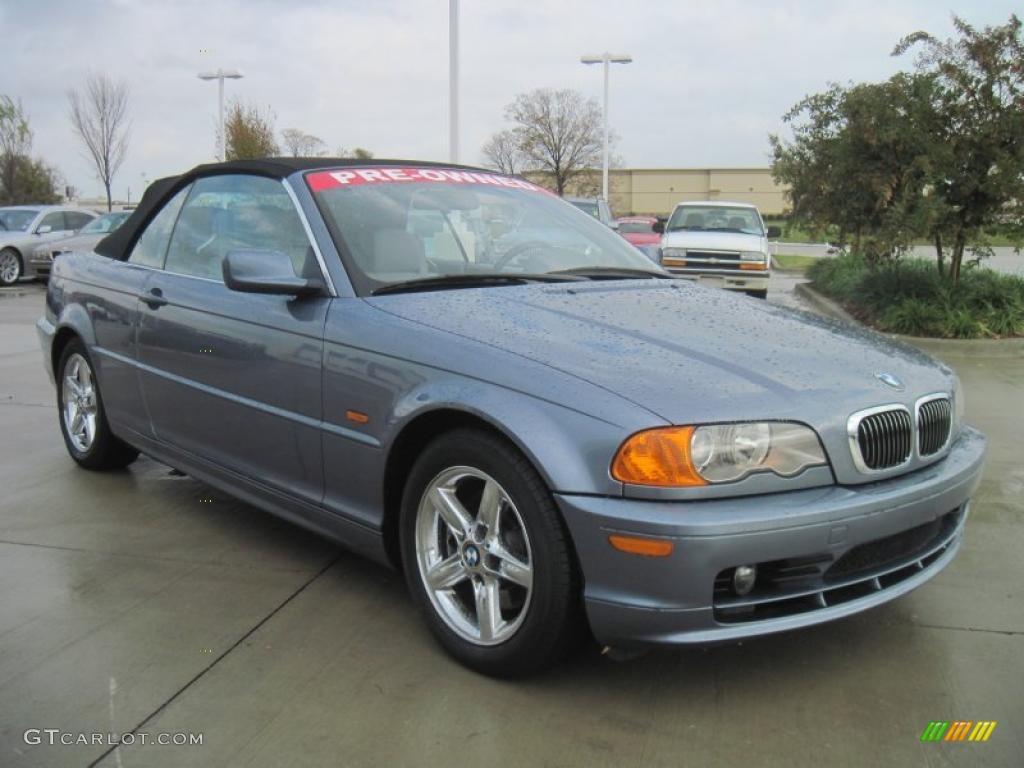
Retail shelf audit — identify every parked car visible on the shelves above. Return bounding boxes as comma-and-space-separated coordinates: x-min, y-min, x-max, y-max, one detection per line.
29, 211, 131, 279
615, 216, 661, 248
659, 201, 780, 299
565, 196, 616, 228
38, 159, 985, 676
0, 206, 98, 285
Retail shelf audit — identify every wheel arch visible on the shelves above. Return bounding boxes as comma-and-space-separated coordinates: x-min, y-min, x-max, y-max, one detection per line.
381, 408, 515, 569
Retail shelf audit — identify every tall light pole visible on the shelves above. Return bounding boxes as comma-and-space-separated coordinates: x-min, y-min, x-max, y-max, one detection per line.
580, 53, 632, 202
198, 68, 244, 161
449, 0, 459, 163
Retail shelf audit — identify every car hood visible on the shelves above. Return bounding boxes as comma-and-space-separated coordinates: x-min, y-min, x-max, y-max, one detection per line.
370, 280, 953, 482
661, 230, 766, 252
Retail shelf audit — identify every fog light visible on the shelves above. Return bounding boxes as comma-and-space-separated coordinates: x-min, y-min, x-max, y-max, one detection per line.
733, 565, 757, 595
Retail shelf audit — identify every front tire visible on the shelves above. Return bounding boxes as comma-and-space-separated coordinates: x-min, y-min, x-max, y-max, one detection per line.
0, 248, 22, 286
57, 339, 139, 470
747, 288, 769, 299
400, 428, 581, 677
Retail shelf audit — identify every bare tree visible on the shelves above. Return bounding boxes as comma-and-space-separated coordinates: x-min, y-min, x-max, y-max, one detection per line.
281, 128, 326, 157
222, 101, 279, 160
503, 88, 603, 195
68, 74, 129, 211
481, 129, 524, 175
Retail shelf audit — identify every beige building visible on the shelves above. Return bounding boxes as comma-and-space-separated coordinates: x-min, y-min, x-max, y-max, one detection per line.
548, 167, 788, 218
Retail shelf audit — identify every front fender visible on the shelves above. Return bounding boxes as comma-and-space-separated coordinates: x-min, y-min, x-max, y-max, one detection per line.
389, 380, 639, 496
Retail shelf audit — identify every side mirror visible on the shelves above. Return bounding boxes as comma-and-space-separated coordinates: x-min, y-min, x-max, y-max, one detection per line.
766, 226, 782, 239
608, 220, 620, 231
223, 250, 325, 297
36, 225, 52, 235
652, 220, 665, 234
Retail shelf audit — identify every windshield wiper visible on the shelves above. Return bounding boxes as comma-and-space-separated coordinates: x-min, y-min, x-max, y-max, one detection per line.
371, 273, 585, 296
548, 266, 671, 280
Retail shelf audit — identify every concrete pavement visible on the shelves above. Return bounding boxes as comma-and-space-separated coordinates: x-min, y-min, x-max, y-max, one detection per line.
1, 284, 1021, 768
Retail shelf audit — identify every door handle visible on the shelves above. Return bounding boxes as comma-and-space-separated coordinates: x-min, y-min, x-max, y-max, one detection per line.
141, 287, 168, 309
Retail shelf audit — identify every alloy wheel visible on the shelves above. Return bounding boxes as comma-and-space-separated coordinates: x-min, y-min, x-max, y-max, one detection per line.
62, 353, 98, 453
415, 466, 534, 646
0, 250, 20, 284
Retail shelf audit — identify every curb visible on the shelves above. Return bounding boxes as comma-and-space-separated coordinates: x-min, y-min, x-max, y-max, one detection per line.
794, 282, 859, 324
795, 282, 1024, 355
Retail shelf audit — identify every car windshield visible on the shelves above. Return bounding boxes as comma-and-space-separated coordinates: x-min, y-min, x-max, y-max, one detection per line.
80, 212, 130, 234
618, 220, 654, 234
308, 168, 664, 293
0, 209, 39, 232
666, 205, 764, 235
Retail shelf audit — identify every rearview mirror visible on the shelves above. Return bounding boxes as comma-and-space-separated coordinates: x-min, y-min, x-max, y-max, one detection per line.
36, 225, 52, 235
223, 250, 325, 297
766, 226, 782, 239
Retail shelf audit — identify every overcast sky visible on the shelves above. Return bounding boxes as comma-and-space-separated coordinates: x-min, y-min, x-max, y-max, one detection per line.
2, 0, 1019, 200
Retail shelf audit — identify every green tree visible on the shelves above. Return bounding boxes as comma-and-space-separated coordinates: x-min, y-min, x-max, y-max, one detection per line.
771, 75, 944, 265
223, 101, 279, 160
894, 14, 1024, 283
772, 14, 1024, 285
0, 95, 61, 204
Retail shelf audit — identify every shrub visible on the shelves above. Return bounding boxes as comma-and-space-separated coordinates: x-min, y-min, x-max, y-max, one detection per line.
809, 254, 1024, 338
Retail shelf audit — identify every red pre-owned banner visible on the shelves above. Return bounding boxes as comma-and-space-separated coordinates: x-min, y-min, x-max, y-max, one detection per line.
305, 167, 550, 194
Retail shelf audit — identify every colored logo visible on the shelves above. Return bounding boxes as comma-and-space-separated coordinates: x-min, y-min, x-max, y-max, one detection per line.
921, 721, 997, 742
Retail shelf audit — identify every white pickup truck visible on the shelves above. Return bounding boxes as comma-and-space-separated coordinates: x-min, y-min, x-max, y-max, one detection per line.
657, 201, 779, 299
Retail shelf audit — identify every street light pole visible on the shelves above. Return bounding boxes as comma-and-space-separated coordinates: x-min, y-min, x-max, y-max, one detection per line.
449, 0, 459, 163
198, 68, 244, 161
580, 53, 632, 202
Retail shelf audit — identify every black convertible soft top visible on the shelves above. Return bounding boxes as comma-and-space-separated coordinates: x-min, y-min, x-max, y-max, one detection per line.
94, 157, 486, 262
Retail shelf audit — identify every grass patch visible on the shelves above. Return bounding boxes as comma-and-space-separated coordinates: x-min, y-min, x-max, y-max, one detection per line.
773, 253, 821, 270
808, 253, 1024, 338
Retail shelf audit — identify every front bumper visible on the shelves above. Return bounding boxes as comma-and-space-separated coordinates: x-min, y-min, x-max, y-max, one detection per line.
556, 426, 986, 647
664, 267, 769, 292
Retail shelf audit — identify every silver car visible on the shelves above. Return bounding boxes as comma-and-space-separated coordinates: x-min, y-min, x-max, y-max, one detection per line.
28, 211, 131, 279
0, 205, 97, 285
37, 159, 986, 676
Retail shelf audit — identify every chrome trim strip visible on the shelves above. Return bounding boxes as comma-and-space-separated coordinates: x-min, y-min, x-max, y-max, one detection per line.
282, 177, 337, 296
94, 346, 379, 447
847, 403, 913, 474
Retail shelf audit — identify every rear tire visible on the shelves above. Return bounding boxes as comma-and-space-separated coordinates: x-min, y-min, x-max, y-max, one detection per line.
0, 248, 21, 286
399, 428, 581, 677
57, 339, 139, 470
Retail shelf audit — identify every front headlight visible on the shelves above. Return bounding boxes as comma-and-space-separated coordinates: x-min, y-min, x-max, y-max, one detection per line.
611, 422, 827, 487
739, 250, 766, 262
662, 247, 685, 259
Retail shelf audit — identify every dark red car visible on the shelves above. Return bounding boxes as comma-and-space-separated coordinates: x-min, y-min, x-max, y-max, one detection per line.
616, 216, 662, 247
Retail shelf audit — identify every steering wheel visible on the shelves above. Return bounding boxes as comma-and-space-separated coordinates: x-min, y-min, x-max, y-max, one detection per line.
492, 241, 560, 271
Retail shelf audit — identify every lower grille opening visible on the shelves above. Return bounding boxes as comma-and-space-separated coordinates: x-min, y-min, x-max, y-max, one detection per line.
712, 507, 964, 624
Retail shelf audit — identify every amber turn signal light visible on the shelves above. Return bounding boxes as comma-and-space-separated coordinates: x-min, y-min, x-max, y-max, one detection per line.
739, 262, 767, 270
610, 426, 707, 487
608, 534, 675, 557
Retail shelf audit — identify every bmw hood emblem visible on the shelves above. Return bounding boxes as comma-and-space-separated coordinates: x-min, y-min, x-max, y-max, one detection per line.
875, 372, 905, 391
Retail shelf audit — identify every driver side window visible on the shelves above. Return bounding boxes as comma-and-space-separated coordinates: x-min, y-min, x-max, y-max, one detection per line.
164, 174, 317, 281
